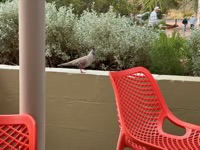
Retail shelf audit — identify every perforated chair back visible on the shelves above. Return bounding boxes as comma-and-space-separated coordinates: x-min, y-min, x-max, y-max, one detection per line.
0, 114, 36, 150
110, 67, 164, 148
109, 67, 200, 150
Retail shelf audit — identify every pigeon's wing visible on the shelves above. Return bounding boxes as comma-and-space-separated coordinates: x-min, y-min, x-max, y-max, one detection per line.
57, 58, 80, 67
76, 56, 89, 68
58, 56, 87, 67
57, 60, 75, 67
78, 53, 96, 68
58, 51, 95, 68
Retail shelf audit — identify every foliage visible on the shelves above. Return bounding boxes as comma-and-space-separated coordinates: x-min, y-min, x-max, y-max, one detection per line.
0, 0, 7, 2
46, 0, 135, 15
0, 0, 18, 65
113, 0, 135, 16
45, 2, 78, 67
73, 7, 159, 70
167, 9, 194, 19
140, 0, 179, 13
0, 1, 159, 71
187, 29, 200, 76
0, 0, 197, 76
150, 32, 191, 75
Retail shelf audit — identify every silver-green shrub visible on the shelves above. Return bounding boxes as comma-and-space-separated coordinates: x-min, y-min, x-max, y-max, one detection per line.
74, 7, 159, 70
187, 29, 200, 76
0, 1, 160, 72
46, 3, 78, 67
0, 0, 18, 64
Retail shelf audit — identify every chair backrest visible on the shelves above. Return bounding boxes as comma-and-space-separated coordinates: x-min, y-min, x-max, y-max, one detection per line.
0, 114, 36, 150
109, 67, 166, 142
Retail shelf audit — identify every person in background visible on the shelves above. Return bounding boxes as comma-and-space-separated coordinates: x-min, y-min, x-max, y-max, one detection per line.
127, 14, 133, 25
182, 17, 188, 31
148, 6, 160, 27
189, 15, 196, 29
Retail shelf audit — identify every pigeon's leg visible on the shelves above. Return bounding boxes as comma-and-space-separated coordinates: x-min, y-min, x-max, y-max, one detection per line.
80, 68, 86, 73
78, 63, 85, 73
80, 69, 84, 73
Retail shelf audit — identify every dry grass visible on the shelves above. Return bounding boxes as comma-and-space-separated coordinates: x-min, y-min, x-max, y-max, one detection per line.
167, 9, 195, 19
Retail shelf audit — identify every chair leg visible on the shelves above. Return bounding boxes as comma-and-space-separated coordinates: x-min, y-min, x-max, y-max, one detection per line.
117, 131, 126, 150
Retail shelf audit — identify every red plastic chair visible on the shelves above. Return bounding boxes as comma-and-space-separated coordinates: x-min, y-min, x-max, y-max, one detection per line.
109, 67, 200, 150
0, 114, 36, 150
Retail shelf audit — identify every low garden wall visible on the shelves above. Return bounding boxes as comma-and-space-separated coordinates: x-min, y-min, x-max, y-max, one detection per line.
0, 65, 200, 150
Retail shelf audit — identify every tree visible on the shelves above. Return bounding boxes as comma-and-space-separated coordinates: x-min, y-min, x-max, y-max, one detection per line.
46, 0, 138, 15
139, 0, 179, 12
172, 0, 199, 27
0, 0, 7, 2
140, 0, 200, 24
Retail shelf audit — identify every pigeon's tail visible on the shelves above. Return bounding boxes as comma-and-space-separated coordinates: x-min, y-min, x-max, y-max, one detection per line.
57, 62, 73, 67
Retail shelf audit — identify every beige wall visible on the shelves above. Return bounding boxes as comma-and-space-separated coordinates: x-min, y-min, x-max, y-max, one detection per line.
1, 66, 200, 150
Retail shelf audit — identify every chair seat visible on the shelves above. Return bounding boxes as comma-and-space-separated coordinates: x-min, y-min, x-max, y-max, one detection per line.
126, 129, 200, 150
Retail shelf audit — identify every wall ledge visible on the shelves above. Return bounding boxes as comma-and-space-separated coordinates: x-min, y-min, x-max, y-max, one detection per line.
1, 64, 200, 82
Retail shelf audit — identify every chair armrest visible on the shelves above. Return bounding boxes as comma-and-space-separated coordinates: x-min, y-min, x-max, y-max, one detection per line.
166, 111, 200, 130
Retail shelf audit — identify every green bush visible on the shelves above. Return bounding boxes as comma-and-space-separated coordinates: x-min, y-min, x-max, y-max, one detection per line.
0, 0, 18, 65
0, 1, 158, 70
0, 0, 7, 3
45, 3, 78, 67
187, 29, 200, 76
74, 7, 159, 70
150, 32, 191, 75
0, 0, 195, 76
46, 0, 135, 16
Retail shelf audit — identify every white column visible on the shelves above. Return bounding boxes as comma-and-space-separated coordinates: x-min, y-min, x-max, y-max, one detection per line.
19, 0, 45, 149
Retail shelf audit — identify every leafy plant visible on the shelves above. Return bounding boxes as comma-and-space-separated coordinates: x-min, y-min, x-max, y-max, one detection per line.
46, 0, 136, 15
74, 7, 159, 70
150, 32, 191, 75
0, 0, 18, 65
45, 3, 78, 67
0, 0, 195, 76
187, 29, 200, 76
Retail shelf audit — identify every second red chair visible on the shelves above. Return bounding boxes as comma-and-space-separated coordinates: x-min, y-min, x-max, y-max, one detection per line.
109, 67, 200, 150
